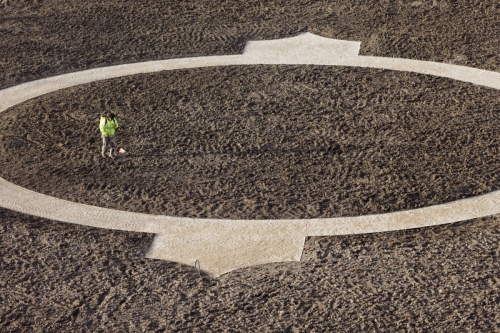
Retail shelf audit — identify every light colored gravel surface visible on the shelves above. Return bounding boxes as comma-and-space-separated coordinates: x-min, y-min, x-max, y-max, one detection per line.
2, 33, 500, 275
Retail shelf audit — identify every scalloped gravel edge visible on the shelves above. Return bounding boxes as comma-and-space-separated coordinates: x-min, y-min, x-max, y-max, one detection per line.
2, 33, 500, 276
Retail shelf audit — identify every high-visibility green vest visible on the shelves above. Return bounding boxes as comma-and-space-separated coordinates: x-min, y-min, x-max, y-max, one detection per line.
100, 116, 119, 137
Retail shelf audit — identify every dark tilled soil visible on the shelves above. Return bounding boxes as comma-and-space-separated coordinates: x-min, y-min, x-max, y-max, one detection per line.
1, 66, 500, 219
1, 0, 499, 91
2, 207, 500, 332
2, 0, 500, 332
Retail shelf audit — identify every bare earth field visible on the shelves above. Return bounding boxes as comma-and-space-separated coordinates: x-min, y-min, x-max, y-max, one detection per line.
1, 0, 500, 331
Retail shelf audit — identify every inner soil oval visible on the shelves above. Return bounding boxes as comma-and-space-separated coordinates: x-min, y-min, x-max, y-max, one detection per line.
1, 65, 500, 219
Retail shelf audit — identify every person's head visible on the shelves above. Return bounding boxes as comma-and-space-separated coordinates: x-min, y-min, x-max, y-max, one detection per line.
107, 113, 115, 120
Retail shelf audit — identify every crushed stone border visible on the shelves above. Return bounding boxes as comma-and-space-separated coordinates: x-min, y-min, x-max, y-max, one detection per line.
2, 33, 500, 276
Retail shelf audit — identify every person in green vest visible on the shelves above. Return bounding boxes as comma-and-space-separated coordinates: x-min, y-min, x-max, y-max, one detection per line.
100, 113, 119, 158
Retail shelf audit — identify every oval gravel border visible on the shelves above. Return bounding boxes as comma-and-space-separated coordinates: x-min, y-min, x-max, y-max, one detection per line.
2, 33, 500, 276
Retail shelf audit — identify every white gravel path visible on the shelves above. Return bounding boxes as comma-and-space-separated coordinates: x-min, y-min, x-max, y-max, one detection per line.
2, 33, 500, 276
